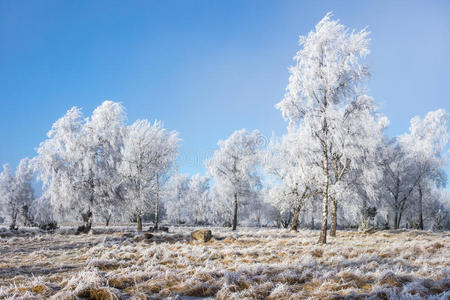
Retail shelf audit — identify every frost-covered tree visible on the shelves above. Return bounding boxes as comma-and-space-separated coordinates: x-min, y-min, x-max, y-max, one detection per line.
206, 129, 262, 230
121, 119, 179, 232
35, 101, 180, 230
36, 101, 127, 231
342, 151, 386, 231
0, 164, 17, 228
327, 104, 386, 235
166, 173, 211, 225
84, 101, 127, 226
165, 172, 190, 224
382, 109, 448, 229
401, 109, 448, 229
425, 188, 450, 230
261, 128, 317, 231
0, 159, 35, 229
243, 191, 272, 227
208, 184, 234, 227
30, 196, 55, 227
14, 158, 35, 226
186, 174, 210, 225
264, 184, 294, 228
36, 107, 84, 223
380, 140, 418, 229
276, 13, 385, 243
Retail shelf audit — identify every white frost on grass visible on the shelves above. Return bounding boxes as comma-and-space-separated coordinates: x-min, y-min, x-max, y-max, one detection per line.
0, 226, 448, 299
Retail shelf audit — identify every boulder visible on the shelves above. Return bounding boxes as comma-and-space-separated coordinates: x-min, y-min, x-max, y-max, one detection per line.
191, 229, 212, 242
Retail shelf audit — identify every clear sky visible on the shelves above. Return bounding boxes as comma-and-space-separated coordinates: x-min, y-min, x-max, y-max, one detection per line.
1, 0, 449, 176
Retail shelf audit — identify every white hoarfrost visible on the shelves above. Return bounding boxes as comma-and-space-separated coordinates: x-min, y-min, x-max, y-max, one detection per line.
0, 226, 448, 299
276, 12, 389, 242
205, 129, 262, 231
0, 158, 35, 229
121, 119, 179, 231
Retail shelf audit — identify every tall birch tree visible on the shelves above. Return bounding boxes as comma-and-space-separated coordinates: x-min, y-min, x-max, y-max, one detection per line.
276, 13, 384, 243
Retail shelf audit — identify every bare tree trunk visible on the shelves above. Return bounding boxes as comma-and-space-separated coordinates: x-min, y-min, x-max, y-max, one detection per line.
290, 188, 309, 231
397, 211, 403, 229
85, 168, 94, 232
393, 213, 398, 229
330, 196, 337, 237
418, 185, 424, 230
394, 209, 403, 230
80, 207, 92, 233
319, 194, 328, 243
301, 213, 305, 229
10, 206, 18, 230
318, 140, 329, 244
22, 205, 33, 227
359, 197, 369, 230
232, 192, 238, 231
154, 174, 160, 231
137, 213, 142, 232
290, 206, 301, 231
311, 215, 314, 230
105, 213, 111, 226
136, 170, 142, 232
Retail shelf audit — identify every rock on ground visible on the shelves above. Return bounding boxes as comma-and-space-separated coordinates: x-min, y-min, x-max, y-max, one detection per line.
191, 229, 212, 242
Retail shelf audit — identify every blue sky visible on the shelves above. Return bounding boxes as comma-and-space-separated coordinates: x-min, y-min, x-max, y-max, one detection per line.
1, 0, 449, 176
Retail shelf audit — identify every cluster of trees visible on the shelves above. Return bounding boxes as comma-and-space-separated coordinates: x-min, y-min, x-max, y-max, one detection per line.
265, 13, 448, 243
1, 101, 180, 233
201, 13, 449, 243
0, 14, 448, 243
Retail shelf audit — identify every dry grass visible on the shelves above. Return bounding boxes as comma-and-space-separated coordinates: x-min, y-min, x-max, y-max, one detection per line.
0, 226, 449, 299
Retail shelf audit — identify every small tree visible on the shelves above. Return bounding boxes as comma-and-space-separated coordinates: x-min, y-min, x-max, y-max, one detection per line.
382, 109, 448, 229
186, 174, 210, 225
121, 119, 179, 232
0, 164, 18, 229
206, 129, 261, 231
0, 159, 35, 229
165, 172, 190, 224
399, 109, 448, 229
14, 158, 35, 226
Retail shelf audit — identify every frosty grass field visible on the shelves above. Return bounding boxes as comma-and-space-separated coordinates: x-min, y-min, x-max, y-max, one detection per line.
0, 226, 448, 299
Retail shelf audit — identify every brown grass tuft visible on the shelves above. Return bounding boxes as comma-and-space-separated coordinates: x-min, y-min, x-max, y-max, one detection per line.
179, 284, 220, 297
311, 248, 323, 257
378, 272, 411, 288
108, 277, 134, 289
31, 284, 51, 295
77, 287, 122, 300
427, 242, 444, 254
